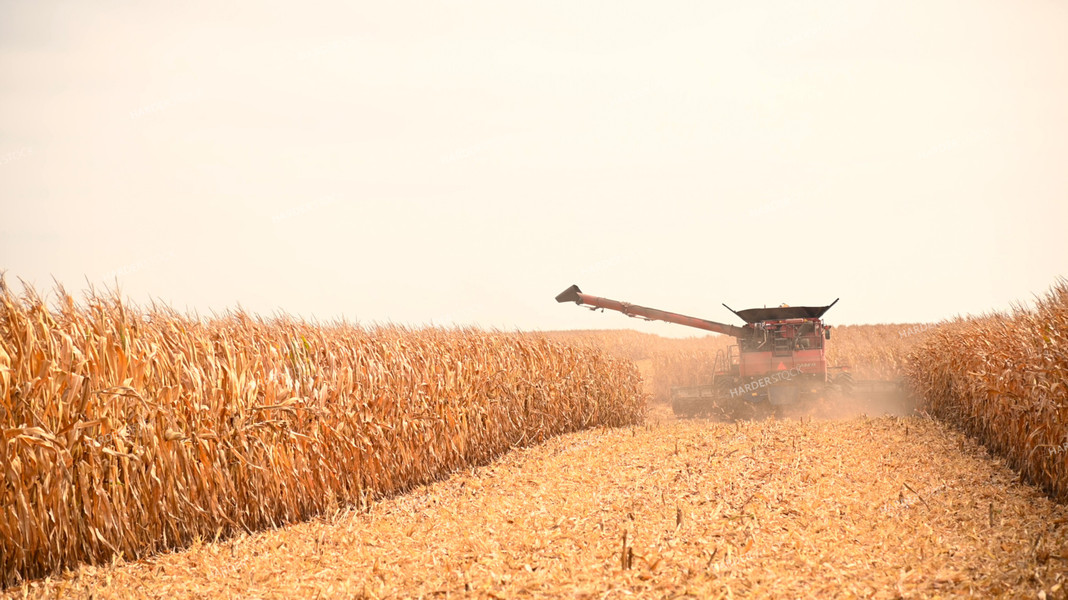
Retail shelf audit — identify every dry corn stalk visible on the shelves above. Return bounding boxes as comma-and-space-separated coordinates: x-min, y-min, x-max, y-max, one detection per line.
0, 278, 644, 586
907, 278, 1068, 501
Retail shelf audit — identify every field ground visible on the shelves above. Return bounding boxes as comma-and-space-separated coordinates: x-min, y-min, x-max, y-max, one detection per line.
7, 404, 1068, 599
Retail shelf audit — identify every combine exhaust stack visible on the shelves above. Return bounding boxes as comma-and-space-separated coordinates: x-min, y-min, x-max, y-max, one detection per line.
556, 284, 891, 419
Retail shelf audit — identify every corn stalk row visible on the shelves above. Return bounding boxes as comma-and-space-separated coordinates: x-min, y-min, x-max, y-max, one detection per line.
0, 280, 644, 585
907, 279, 1068, 501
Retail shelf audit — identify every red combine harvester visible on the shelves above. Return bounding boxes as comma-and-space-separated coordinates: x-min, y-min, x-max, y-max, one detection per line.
556, 284, 880, 419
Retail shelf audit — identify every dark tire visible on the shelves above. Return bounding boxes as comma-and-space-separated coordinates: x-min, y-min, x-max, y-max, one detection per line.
836, 372, 854, 397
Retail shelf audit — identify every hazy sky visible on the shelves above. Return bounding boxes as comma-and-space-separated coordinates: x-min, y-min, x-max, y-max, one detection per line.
2, 0, 1066, 337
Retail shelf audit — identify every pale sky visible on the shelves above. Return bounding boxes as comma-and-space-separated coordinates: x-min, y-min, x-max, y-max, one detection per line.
2, 0, 1066, 337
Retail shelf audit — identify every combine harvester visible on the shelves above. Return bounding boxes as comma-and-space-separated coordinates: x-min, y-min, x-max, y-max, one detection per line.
556, 284, 902, 419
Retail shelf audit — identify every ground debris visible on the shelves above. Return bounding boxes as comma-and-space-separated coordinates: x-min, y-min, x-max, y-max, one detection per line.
7, 407, 1068, 599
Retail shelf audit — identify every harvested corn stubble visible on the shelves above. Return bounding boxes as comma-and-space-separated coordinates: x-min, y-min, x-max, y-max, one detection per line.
6, 410, 1067, 599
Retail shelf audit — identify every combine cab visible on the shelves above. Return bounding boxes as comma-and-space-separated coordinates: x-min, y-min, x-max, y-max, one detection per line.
555, 285, 900, 419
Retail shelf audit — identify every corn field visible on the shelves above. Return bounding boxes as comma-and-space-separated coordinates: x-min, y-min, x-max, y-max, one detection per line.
0, 280, 644, 586
543, 330, 733, 402
541, 330, 658, 363
907, 279, 1068, 502
825, 324, 929, 380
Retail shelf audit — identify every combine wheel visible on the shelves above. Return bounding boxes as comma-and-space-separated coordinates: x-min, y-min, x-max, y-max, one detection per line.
671, 396, 700, 419
835, 372, 854, 397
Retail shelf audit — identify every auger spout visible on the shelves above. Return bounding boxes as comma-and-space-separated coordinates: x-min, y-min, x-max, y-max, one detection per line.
555, 285, 753, 339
